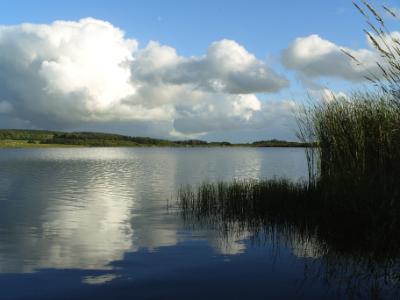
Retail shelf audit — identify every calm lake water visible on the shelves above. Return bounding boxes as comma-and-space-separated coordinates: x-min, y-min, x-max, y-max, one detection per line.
0, 148, 397, 299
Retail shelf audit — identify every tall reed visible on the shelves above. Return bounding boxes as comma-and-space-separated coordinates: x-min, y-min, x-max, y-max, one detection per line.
298, 93, 400, 189
298, 1, 400, 195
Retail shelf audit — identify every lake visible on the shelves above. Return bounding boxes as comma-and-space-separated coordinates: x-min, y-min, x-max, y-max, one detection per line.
0, 147, 397, 299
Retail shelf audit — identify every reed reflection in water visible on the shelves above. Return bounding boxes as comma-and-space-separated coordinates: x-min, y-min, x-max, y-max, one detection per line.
178, 179, 400, 299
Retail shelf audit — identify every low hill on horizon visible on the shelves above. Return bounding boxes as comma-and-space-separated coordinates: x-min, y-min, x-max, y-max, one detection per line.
0, 129, 308, 147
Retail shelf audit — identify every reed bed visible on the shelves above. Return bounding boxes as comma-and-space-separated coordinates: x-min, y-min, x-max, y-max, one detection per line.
177, 178, 400, 299
298, 92, 400, 200
296, 1, 400, 202
177, 178, 400, 300
177, 0, 400, 257
179, 179, 316, 220
178, 177, 400, 248
176, 3, 400, 299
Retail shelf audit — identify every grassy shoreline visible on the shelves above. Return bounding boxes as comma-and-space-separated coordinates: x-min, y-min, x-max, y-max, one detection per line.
0, 140, 83, 148
0, 141, 308, 148
0, 129, 309, 148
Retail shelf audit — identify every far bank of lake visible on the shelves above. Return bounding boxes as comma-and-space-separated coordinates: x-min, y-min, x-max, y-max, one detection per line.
0, 129, 310, 148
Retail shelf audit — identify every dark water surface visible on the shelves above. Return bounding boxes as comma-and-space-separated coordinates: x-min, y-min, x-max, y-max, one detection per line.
0, 148, 397, 299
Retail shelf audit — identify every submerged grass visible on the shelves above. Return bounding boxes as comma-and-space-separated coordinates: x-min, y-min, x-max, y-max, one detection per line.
178, 177, 400, 252
177, 178, 400, 300
179, 179, 316, 222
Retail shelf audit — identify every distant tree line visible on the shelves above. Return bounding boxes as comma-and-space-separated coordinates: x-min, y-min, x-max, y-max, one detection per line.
0, 129, 308, 147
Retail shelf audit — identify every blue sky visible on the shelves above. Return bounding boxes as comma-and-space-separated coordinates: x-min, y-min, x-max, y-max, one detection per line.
0, 0, 372, 55
0, 0, 398, 141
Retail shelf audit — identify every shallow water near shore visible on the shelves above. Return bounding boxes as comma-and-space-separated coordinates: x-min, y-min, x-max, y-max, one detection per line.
0, 147, 397, 299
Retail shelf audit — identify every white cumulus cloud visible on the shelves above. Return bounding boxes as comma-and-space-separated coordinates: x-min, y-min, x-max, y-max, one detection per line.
131, 39, 288, 94
281, 34, 382, 82
0, 18, 293, 139
0, 18, 138, 126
